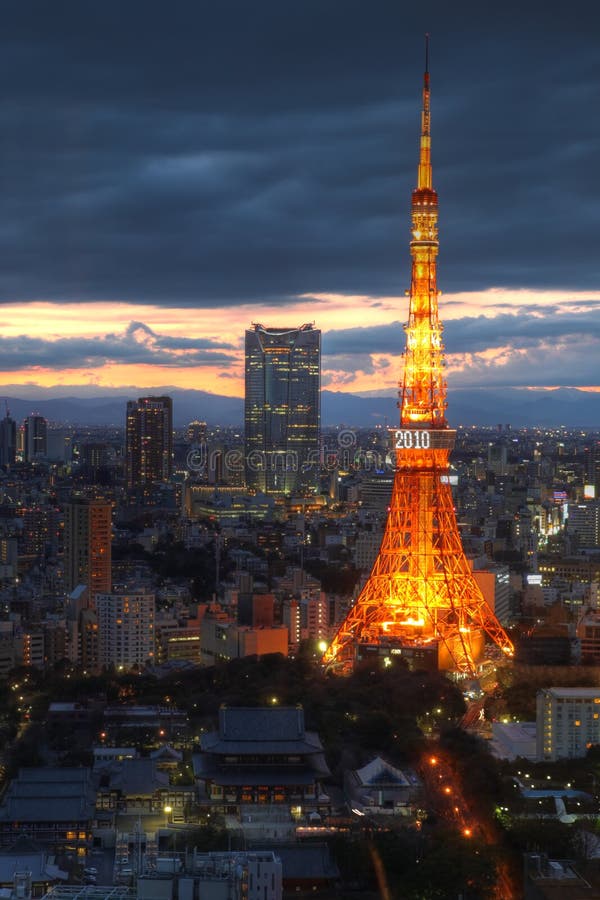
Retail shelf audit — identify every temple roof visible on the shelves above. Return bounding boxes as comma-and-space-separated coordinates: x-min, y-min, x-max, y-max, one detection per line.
200, 706, 324, 756
354, 756, 410, 787
0, 768, 95, 823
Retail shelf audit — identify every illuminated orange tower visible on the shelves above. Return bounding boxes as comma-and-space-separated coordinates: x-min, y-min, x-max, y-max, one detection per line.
324, 40, 514, 675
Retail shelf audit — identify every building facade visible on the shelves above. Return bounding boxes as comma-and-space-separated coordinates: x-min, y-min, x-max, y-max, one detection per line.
471, 561, 512, 626
245, 324, 320, 495
125, 396, 173, 491
199, 612, 288, 666
0, 412, 16, 467
577, 612, 600, 663
22, 414, 47, 461
0, 768, 95, 850
64, 497, 112, 599
537, 687, 600, 761
567, 502, 600, 549
95, 591, 155, 669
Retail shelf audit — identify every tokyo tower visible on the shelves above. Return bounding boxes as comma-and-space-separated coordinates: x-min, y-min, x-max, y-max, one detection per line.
323, 40, 514, 675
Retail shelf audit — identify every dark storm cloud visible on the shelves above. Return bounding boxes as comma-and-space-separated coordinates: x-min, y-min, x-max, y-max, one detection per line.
323, 308, 600, 358
0, 1, 597, 307
443, 313, 600, 353
0, 322, 237, 371
324, 322, 405, 357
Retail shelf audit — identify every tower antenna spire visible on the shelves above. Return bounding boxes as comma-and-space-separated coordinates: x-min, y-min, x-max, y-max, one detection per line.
418, 34, 432, 190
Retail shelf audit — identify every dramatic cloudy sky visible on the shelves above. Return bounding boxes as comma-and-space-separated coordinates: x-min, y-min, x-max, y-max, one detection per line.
0, 1, 599, 398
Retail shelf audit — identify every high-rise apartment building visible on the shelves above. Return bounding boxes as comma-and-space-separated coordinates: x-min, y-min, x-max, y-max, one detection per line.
22, 414, 47, 461
125, 396, 173, 490
567, 502, 600, 549
95, 591, 155, 669
0, 411, 16, 467
586, 440, 600, 499
245, 324, 320, 495
64, 497, 112, 600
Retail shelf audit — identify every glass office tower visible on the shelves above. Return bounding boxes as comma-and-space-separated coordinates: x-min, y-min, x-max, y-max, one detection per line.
245, 324, 320, 495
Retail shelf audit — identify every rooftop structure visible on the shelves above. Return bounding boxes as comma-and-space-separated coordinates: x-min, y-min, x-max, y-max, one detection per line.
40, 888, 134, 900
490, 722, 537, 761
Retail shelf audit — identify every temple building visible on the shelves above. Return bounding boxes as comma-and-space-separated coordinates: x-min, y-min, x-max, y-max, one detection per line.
193, 706, 330, 814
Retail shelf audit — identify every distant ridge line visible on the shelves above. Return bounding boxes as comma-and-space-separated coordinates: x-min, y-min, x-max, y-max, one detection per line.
0, 387, 598, 428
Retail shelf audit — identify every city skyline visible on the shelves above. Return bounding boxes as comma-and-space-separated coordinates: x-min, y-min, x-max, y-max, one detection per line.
0, 4, 598, 402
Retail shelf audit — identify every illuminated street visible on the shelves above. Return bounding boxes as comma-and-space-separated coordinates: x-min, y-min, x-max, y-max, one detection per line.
420, 750, 521, 899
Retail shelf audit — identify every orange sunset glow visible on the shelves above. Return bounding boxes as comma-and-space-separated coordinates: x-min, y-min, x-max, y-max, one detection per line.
1, 287, 600, 398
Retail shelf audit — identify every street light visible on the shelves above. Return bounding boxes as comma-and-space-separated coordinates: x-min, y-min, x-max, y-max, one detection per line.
164, 804, 172, 826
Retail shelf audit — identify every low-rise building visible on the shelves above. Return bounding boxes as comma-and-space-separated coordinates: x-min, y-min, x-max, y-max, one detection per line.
95, 758, 193, 817
135, 849, 282, 900
262, 844, 339, 895
0, 836, 68, 897
490, 722, 537, 761
0, 768, 95, 850
577, 612, 600, 663
344, 756, 420, 815
93, 746, 139, 768
102, 705, 189, 747
200, 611, 288, 665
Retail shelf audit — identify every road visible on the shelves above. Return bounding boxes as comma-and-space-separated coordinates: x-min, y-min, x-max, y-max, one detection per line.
459, 699, 486, 730
419, 751, 521, 899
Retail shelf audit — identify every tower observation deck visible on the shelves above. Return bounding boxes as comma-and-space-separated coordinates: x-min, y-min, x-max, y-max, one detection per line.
323, 40, 514, 675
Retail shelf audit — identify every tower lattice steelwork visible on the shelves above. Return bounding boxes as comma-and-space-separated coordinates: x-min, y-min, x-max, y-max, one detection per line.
323, 43, 514, 675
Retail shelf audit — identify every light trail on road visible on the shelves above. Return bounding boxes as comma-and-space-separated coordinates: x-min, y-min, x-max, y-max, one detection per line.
419, 749, 521, 899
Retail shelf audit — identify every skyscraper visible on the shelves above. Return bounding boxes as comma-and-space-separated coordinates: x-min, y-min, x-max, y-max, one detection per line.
22, 414, 47, 461
125, 396, 173, 491
245, 324, 320, 495
64, 497, 112, 600
323, 42, 513, 675
0, 410, 16, 467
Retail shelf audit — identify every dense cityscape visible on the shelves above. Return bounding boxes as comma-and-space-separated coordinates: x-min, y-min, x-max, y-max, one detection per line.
2, 367, 600, 899
0, 5, 599, 900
